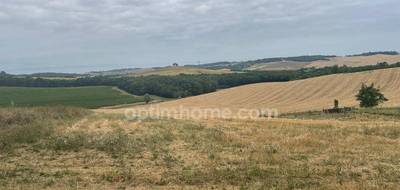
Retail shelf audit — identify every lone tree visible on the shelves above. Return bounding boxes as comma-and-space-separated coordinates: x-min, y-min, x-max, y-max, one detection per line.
356, 83, 388, 107
144, 93, 152, 104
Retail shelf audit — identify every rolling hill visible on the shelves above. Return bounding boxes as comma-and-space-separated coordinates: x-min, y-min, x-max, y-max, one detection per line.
87, 66, 233, 76
306, 54, 400, 68
128, 66, 233, 76
105, 68, 400, 118
193, 51, 400, 71
248, 54, 400, 71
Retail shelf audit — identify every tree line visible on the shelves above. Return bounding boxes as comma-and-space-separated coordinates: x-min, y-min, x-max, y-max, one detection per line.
1, 62, 400, 98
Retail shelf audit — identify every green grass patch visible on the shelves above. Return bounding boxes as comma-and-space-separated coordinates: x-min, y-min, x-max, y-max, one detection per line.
0, 86, 146, 108
0, 107, 89, 150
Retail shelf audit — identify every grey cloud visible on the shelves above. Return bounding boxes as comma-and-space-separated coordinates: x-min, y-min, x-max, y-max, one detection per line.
0, 0, 386, 37
0, 0, 399, 73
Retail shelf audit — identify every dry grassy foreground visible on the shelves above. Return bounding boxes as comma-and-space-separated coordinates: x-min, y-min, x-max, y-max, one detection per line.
1, 107, 399, 189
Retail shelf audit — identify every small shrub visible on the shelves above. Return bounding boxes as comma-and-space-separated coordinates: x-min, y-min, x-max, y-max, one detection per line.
94, 129, 133, 156
50, 131, 90, 151
0, 107, 89, 150
0, 124, 53, 150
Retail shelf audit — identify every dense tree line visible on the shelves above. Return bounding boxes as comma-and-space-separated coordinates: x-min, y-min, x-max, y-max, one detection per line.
349, 51, 399, 57
1, 62, 400, 98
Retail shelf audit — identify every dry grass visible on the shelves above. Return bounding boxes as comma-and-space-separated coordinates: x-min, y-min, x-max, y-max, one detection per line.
104, 68, 400, 118
1, 107, 399, 189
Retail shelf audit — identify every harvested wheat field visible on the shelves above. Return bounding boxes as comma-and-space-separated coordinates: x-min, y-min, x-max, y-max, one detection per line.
246, 54, 400, 71
307, 54, 400, 68
102, 68, 400, 118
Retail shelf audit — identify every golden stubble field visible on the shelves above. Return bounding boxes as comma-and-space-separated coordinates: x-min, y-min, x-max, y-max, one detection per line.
307, 54, 400, 68
101, 68, 400, 119
250, 54, 400, 71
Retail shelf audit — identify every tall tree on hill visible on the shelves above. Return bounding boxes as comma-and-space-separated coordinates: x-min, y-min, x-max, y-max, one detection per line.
356, 83, 388, 107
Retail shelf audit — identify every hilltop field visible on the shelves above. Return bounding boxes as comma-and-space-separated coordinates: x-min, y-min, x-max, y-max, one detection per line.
248, 54, 400, 71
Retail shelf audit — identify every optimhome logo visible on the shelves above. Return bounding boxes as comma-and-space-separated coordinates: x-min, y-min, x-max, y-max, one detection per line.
124, 105, 279, 121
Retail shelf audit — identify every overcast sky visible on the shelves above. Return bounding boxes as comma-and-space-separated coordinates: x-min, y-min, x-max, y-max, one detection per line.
1, 0, 399, 74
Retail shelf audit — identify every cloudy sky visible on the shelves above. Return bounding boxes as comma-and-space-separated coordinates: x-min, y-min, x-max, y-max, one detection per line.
0, 0, 399, 74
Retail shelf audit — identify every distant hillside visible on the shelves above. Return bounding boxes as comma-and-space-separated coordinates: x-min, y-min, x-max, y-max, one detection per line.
24, 72, 85, 78
306, 54, 400, 68
87, 68, 143, 76
129, 66, 233, 76
348, 51, 399, 57
86, 66, 233, 77
192, 51, 400, 71
190, 55, 336, 70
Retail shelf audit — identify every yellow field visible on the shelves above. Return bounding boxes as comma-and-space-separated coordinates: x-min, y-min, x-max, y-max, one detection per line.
307, 54, 400, 68
129, 66, 233, 76
103, 68, 400, 118
250, 54, 400, 71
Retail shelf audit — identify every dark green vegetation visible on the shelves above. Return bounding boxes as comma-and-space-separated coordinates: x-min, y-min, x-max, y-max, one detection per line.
348, 51, 399, 57
0, 107, 89, 150
2, 61, 400, 99
356, 83, 388, 108
144, 93, 152, 104
21, 72, 87, 78
0, 107, 399, 189
0, 86, 145, 108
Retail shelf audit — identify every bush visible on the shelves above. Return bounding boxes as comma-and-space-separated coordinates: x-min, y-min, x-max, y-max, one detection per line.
144, 93, 152, 104
356, 83, 388, 107
94, 129, 131, 155
50, 131, 90, 151
0, 107, 89, 150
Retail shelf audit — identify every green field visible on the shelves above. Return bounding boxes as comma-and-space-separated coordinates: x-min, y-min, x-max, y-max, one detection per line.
0, 86, 145, 108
